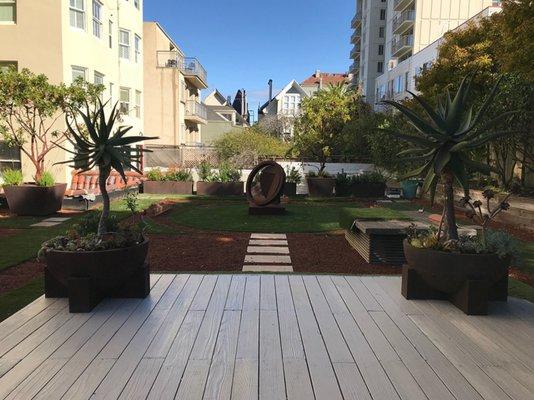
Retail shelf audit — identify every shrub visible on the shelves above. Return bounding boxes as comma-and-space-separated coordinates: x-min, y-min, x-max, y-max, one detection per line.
307, 170, 331, 178
69, 212, 119, 237
165, 168, 193, 182
351, 171, 386, 184
146, 168, 165, 181
36, 171, 55, 187
1, 168, 23, 186
198, 161, 214, 182
217, 163, 241, 183
285, 166, 302, 184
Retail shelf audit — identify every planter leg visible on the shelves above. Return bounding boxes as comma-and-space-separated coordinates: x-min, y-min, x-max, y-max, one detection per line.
402, 265, 446, 300
68, 277, 102, 313
44, 268, 68, 298
114, 263, 150, 298
489, 273, 508, 302
450, 280, 489, 315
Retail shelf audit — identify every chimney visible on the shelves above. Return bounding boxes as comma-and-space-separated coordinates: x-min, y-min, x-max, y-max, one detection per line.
319, 77, 323, 90
268, 79, 273, 102
226, 95, 232, 105
315, 69, 321, 78
242, 89, 248, 118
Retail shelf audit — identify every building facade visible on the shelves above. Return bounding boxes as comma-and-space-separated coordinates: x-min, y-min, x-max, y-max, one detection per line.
0, 0, 144, 183
351, 0, 500, 106
202, 89, 247, 145
301, 70, 352, 96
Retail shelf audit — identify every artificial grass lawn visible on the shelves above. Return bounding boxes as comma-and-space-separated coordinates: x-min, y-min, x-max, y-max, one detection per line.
0, 277, 44, 322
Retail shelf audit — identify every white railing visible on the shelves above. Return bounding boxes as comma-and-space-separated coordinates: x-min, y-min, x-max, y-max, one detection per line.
185, 100, 207, 120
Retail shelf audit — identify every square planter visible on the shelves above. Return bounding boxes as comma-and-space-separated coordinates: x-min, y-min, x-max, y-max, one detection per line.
143, 180, 193, 195
283, 182, 297, 197
196, 181, 243, 196
307, 177, 335, 197
3, 183, 67, 216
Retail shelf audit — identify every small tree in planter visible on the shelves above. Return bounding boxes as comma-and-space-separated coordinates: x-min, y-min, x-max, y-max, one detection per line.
0, 68, 103, 215
284, 166, 302, 196
381, 75, 519, 314
39, 100, 157, 312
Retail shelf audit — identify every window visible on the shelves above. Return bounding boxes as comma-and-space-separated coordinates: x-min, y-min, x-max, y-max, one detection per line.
92, 0, 102, 38
108, 20, 113, 48
0, 141, 21, 172
379, 26, 384, 38
135, 90, 141, 118
282, 94, 300, 115
119, 29, 130, 59
377, 62, 384, 74
94, 71, 104, 85
120, 87, 130, 114
134, 34, 141, 63
378, 44, 384, 56
404, 71, 409, 91
69, 0, 85, 29
394, 75, 403, 93
134, 0, 140, 9
71, 66, 86, 82
0, 0, 16, 23
0, 61, 17, 72
380, 9, 386, 20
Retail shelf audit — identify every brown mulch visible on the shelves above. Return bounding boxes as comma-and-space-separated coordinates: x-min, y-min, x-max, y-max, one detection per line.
288, 232, 401, 275
0, 228, 22, 238
0, 260, 44, 295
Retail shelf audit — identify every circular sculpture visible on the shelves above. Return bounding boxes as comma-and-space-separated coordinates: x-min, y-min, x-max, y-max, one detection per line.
246, 161, 286, 211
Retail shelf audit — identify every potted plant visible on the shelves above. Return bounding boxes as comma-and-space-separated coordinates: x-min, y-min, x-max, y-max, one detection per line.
38, 100, 157, 312
381, 75, 518, 314
306, 168, 335, 197
0, 68, 103, 216
284, 166, 302, 196
400, 180, 420, 199
336, 171, 387, 197
196, 161, 243, 196
143, 168, 194, 195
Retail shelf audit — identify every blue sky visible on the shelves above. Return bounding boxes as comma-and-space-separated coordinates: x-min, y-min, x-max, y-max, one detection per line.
144, 0, 354, 121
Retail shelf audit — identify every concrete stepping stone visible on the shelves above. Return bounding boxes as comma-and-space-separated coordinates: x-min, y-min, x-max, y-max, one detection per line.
250, 233, 287, 240
31, 221, 62, 227
249, 239, 288, 246
242, 265, 294, 272
244, 255, 291, 264
247, 246, 290, 254
43, 217, 70, 222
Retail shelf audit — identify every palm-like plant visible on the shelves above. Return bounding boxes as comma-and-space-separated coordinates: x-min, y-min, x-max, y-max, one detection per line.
59, 100, 157, 235
380, 75, 515, 240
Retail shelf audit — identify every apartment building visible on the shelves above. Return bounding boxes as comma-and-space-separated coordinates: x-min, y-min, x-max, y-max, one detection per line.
0, 0, 144, 183
143, 22, 208, 154
202, 89, 248, 145
351, 0, 500, 106
301, 70, 352, 97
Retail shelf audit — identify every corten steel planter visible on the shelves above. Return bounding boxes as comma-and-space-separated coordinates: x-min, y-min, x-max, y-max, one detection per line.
3, 183, 67, 216
306, 177, 335, 197
402, 240, 509, 315
143, 180, 193, 195
283, 182, 297, 197
196, 181, 243, 196
336, 182, 386, 198
44, 239, 150, 312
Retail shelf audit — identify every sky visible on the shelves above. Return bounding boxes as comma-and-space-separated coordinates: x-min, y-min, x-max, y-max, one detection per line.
144, 0, 354, 121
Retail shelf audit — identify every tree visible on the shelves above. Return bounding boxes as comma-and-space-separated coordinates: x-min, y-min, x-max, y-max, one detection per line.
292, 85, 354, 172
0, 68, 103, 181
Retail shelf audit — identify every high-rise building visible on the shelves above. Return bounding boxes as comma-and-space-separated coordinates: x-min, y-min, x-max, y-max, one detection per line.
351, 0, 501, 106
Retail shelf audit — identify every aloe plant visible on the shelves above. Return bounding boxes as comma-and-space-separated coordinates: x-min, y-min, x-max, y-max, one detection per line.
380, 75, 515, 240
58, 100, 157, 235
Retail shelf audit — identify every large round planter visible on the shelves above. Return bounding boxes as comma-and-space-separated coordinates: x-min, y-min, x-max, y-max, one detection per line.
307, 177, 335, 197
143, 180, 193, 195
45, 239, 149, 293
283, 182, 297, 197
403, 240, 509, 294
3, 183, 67, 216
401, 181, 419, 199
196, 181, 243, 196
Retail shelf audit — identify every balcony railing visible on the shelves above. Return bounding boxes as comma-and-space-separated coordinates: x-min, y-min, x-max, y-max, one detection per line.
349, 61, 360, 73
393, 9, 415, 33
391, 34, 414, 56
351, 11, 362, 28
181, 57, 207, 87
156, 52, 208, 87
394, 0, 415, 12
351, 28, 361, 43
350, 44, 361, 59
185, 100, 207, 121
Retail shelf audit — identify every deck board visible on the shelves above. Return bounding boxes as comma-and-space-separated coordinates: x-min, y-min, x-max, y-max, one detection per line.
0, 273, 532, 400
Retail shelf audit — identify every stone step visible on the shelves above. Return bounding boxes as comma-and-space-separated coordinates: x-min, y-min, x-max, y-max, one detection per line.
31, 221, 62, 227
247, 246, 290, 255
242, 265, 294, 272
249, 239, 288, 246
244, 255, 291, 264
250, 233, 287, 240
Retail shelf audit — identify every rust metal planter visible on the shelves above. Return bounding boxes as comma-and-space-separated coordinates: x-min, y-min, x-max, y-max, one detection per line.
44, 239, 150, 312
283, 182, 297, 197
3, 183, 67, 216
143, 180, 193, 195
196, 181, 243, 196
336, 182, 386, 198
402, 240, 509, 315
306, 177, 335, 197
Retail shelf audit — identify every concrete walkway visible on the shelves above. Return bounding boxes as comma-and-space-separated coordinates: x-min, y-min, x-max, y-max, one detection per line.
242, 233, 293, 272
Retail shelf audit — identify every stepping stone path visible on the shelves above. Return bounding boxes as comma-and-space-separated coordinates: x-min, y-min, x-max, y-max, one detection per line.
31, 217, 70, 228
242, 233, 293, 272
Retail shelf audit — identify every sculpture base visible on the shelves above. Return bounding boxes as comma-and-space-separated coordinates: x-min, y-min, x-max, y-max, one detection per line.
248, 203, 286, 215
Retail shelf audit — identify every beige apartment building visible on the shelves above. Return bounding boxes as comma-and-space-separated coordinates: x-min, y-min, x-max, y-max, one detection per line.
350, 0, 500, 105
143, 22, 208, 167
0, 0, 144, 183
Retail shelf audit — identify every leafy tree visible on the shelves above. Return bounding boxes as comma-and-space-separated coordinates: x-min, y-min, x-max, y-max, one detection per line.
0, 68, 103, 181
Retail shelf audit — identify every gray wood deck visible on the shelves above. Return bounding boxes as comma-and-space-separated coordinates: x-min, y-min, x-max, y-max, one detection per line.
0, 273, 532, 400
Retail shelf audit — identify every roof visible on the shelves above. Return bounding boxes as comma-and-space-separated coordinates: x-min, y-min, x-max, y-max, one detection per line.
301, 72, 350, 87
206, 105, 235, 122
258, 80, 308, 113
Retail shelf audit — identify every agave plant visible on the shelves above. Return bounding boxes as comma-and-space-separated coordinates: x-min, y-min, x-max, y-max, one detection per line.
58, 100, 157, 235
380, 75, 515, 240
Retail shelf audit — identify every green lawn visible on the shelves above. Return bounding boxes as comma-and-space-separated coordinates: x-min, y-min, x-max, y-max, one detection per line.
0, 277, 44, 322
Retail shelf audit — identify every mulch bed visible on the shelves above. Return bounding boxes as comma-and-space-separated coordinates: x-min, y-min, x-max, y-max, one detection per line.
288, 232, 401, 275
0, 260, 44, 295
0, 228, 22, 238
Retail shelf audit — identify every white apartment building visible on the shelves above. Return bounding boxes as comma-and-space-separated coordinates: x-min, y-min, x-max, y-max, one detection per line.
0, 0, 144, 183
350, 0, 501, 107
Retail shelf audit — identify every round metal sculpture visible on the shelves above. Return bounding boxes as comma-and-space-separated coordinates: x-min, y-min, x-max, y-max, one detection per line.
246, 161, 286, 214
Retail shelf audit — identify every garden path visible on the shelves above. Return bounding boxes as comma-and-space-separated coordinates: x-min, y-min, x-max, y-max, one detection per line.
242, 233, 293, 272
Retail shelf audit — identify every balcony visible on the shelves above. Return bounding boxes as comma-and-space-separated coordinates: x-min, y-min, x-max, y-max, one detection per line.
349, 61, 360, 74
350, 44, 361, 59
185, 100, 207, 125
394, 0, 415, 12
351, 11, 362, 28
391, 34, 414, 57
351, 28, 361, 43
156, 52, 208, 89
393, 9, 415, 34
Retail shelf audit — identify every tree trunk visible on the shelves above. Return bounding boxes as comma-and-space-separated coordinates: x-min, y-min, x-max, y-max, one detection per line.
98, 166, 111, 236
442, 172, 458, 241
